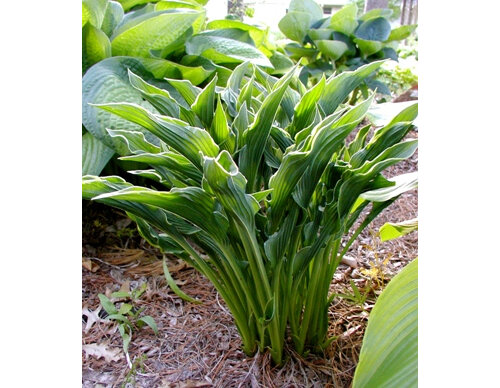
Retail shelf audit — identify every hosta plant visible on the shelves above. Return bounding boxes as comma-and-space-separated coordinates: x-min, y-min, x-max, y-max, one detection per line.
278, 0, 417, 98
82, 60, 418, 365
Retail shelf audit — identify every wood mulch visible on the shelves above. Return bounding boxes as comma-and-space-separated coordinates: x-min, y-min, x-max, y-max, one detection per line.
82, 129, 418, 388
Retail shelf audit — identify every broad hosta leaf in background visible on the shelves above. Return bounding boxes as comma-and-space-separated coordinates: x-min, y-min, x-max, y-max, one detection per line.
186, 35, 273, 68
82, 57, 174, 156
278, 11, 311, 43
82, 132, 115, 175
288, 0, 323, 24
359, 8, 393, 21
379, 218, 418, 241
329, 3, 358, 35
354, 17, 392, 42
111, 10, 202, 57
83, 23, 112, 72
206, 19, 267, 47
352, 259, 418, 388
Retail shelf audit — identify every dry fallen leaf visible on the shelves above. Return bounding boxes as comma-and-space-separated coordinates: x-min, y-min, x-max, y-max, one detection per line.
82, 343, 123, 363
82, 305, 104, 333
82, 258, 100, 272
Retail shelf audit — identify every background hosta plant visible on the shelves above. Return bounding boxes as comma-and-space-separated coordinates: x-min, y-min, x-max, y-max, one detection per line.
83, 60, 418, 365
82, 0, 289, 176
277, 0, 417, 98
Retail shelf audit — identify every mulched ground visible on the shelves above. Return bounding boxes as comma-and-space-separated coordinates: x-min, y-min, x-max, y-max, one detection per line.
82, 128, 418, 388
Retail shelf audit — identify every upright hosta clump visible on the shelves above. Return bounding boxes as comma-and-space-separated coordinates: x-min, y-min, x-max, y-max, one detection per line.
83, 60, 418, 365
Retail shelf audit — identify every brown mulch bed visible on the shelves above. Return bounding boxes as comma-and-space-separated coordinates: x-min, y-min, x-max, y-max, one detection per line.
82, 130, 418, 388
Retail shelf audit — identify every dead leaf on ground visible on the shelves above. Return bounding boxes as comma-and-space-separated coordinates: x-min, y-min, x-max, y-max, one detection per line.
82, 305, 105, 333
82, 258, 100, 272
160, 380, 212, 388
83, 343, 123, 363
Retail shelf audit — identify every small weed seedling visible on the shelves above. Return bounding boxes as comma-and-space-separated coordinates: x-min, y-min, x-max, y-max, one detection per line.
98, 283, 158, 368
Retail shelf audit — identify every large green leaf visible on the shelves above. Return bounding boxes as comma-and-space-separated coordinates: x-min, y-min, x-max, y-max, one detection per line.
206, 19, 267, 47
278, 11, 311, 43
82, 23, 112, 73
352, 259, 418, 388
354, 17, 392, 42
186, 35, 273, 68
329, 3, 358, 35
117, 0, 159, 11
111, 10, 202, 57
315, 40, 348, 60
83, 0, 108, 28
359, 8, 393, 21
288, 0, 324, 24
82, 57, 164, 155
82, 132, 115, 175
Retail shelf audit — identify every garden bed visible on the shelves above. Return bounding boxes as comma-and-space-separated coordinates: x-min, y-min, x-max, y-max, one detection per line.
82, 131, 418, 388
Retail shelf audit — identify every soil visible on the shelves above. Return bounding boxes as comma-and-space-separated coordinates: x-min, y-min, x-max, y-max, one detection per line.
82, 130, 418, 387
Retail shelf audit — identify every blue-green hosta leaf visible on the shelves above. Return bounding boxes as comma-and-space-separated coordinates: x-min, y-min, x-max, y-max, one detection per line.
82, 132, 115, 175
197, 28, 255, 46
289, 76, 325, 138
352, 259, 417, 388
82, 57, 173, 155
206, 19, 267, 47
288, 0, 324, 24
329, 3, 358, 35
101, 1, 124, 37
128, 70, 181, 117
186, 35, 273, 68
111, 10, 202, 57
121, 151, 202, 183
94, 185, 225, 239
379, 218, 418, 242
319, 60, 384, 116
107, 128, 162, 154
165, 78, 201, 106
360, 172, 417, 202
191, 75, 217, 128
315, 40, 348, 60
284, 42, 318, 60
338, 140, 417, 218
203, 151, 259, 229
278, 11, 311, 43
269, 51, 294, 75
359, 8, 393, 21
355, 17, 392, 42
238, 66, 297, 191
211, 95, 232, 150
82, 23, 112, 73
387, 24, 417, 42
93, 102, 219, 168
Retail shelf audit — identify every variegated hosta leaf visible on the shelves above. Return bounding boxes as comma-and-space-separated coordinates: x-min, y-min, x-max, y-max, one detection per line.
92, 102, 219, 169
379, 218, 418, 242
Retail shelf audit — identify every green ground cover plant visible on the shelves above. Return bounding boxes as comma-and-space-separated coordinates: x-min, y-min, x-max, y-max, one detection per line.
82, 60, 417, 365
277, 0, 416, 98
